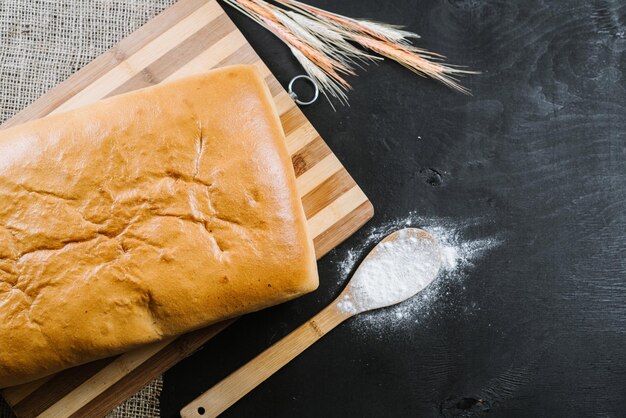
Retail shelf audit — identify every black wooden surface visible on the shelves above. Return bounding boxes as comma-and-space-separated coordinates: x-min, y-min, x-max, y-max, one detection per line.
161, 1, 626, 417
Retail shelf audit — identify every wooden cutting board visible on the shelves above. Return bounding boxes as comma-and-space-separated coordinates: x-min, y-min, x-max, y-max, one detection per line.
0, 0, 373, 416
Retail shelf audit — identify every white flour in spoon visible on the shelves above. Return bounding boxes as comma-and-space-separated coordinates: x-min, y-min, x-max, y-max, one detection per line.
337, 229, 442, 314
332, 213, 501, 334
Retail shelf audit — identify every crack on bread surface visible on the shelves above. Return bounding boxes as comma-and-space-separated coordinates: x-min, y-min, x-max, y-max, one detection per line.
194, 121, 204, 179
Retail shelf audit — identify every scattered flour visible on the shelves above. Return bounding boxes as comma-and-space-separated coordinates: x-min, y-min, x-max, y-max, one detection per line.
332, 213, 501, 334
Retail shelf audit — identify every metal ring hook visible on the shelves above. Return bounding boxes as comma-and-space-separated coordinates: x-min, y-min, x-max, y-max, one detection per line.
288, 75, 319, 106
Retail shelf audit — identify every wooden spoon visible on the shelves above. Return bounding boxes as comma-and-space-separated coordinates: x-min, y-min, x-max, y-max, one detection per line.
181, 228, 442, 418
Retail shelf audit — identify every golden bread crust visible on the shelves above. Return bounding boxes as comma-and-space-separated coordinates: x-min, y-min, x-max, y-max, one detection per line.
0, 65, 318, 388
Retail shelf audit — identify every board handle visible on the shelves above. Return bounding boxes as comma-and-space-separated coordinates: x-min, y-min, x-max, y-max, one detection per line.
180, 302, 351, 418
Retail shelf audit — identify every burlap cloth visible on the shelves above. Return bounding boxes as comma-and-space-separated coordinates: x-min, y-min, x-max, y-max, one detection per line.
0, 1, 180, 416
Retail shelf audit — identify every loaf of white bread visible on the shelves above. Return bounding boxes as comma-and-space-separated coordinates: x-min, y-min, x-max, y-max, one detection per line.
0, 65, 318, 388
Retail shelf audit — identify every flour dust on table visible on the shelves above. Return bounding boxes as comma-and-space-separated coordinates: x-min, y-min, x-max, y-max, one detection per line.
334, 213, 501, 335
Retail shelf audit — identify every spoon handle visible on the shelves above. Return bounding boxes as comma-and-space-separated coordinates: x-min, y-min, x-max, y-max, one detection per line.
180, 301, 352, 418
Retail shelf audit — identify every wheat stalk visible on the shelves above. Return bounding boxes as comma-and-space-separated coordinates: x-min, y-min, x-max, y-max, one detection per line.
276, 0, 420, 46
223, 0, 477, 105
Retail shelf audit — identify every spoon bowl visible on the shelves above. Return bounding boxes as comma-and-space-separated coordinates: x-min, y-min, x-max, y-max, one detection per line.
337, 227, 442, 314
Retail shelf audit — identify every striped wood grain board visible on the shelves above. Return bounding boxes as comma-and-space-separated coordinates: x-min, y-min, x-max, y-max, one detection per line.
0, 0, 373, 417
